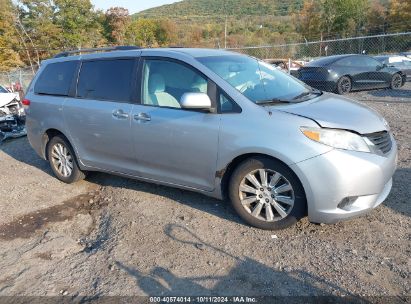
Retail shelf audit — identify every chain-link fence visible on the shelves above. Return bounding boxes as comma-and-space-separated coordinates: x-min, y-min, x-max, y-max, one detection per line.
228, 32, 411, 95
228, 32, 411, 61
0, 66, 37, 93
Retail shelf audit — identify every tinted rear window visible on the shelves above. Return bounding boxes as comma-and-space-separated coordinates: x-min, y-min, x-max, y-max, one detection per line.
34, 61, 77, 96
77, 59, 134, 102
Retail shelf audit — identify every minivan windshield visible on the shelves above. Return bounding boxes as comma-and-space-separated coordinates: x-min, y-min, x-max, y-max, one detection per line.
197, 55, 320, 104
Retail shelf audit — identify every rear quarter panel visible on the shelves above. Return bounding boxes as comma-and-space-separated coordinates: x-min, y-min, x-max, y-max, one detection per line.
25, 92, 67, 159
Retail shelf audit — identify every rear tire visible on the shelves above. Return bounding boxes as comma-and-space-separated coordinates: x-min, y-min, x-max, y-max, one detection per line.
47, 135, 85, 183
229, 157, 306, 230
390, 73, 403, 89
336, 76, 352, 95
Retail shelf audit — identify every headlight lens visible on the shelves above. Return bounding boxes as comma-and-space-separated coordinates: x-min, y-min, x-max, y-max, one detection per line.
382, 118, 390, 131
301, 127, 370, 152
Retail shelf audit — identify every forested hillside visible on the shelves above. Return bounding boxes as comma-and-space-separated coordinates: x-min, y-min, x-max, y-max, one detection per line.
138, 0, 303, 17
134, 0, 409, 47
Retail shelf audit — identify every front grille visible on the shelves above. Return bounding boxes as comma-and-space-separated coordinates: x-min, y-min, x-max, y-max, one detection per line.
365, 131, 392, 154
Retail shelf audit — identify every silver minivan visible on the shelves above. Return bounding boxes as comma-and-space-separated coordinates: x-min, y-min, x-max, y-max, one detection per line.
24, 47, 397, 230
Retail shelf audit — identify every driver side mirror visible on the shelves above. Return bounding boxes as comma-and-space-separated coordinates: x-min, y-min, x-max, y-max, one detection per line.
180, 92, 212, 111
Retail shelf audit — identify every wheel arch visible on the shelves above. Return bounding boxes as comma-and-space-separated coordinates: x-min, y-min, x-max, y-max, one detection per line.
396, 71, 406, 85
339, 74, 353, 83
42, 128, 76, 161
219, 153, 306, 202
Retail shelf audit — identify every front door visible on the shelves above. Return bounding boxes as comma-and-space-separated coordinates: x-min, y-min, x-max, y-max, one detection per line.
360, 56, 391, 88
131, 58, 221, 191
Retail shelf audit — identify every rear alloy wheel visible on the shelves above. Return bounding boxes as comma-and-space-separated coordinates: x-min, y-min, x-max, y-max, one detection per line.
229, 157, 306, 230
336, 76, 352, 95
390, 73, 403, 89
47, 135, 85, 183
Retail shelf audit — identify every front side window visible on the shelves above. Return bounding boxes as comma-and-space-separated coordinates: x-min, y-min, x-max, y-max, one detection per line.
77, 59, 134, 102
362, 57, 380, 68
34, 61, 77, 96
142, 59, 208, 109
219, 92, 241, 113
402, 59, 411, 66
197, 55, 317, 104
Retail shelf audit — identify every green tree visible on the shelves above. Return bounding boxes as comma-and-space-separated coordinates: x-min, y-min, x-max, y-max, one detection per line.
295, 0, 322, 40
18, 0, 62, 60
126, 19, 158, 47
387, 0, 411, 32
321, 0, 369, 38
156, 19, 177, 46
105, 7, 131, 45
0, 0, 23, 72
367, 1, 387, 34
53, 0, 106, 49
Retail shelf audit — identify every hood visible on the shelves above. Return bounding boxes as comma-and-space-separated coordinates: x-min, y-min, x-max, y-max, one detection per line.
275, 93, 387, 134
0, 93, 18, 108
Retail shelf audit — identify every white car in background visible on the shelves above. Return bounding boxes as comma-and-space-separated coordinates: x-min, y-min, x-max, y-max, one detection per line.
374, 55, 411, 82
0, 85, 20, 101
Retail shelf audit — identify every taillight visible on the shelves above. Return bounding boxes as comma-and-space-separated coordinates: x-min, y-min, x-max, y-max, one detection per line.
22, 99, 30, 106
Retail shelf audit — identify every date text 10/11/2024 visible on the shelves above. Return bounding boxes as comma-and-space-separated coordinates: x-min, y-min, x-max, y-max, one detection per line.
149, 296, 257, 303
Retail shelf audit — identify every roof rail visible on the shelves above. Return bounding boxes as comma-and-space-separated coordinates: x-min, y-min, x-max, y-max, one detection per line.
53, 46, 141, 58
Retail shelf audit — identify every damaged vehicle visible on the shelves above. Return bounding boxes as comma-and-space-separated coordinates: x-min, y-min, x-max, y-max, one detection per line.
25, 47, 397, 230
0, 92, 26, 142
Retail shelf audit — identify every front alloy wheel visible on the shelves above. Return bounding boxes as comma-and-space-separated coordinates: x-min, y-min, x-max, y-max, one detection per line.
239, 169, 294, 222
229, 157, 306, 230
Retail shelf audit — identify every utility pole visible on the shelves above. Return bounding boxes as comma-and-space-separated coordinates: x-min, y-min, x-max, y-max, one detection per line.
224, 15, 227, 49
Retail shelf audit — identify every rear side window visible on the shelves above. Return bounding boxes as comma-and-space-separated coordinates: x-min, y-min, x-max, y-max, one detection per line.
77, 59, 134, 102
34, 61, 77, 96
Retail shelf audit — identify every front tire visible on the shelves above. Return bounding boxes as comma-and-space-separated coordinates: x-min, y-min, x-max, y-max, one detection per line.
336, 76, 352, 95
47, 135, 85, 183
229, 157, 306, 230
390, 73, 403, 89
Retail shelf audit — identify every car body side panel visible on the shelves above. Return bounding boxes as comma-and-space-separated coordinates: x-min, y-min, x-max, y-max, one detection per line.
62, 97, 137, 174
215, 109, 334, 172
130, 105, 221, 191
25, 95, 67, 159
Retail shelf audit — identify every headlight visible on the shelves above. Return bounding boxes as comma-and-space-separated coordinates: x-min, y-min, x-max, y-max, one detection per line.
382, 118, 390, 131
300, 127, 370, 152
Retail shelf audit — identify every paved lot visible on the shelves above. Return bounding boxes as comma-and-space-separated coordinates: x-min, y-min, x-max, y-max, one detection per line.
0, 85, 410, 298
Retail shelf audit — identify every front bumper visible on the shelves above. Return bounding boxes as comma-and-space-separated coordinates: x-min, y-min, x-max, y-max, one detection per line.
291, 137, 397, 224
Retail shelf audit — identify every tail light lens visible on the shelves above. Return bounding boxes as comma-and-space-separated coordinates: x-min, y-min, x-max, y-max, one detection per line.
22, 99, 31, 106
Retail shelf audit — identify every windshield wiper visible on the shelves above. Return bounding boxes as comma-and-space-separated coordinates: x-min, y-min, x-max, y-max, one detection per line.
292, 89, 322, 101
256, 98, 292, 105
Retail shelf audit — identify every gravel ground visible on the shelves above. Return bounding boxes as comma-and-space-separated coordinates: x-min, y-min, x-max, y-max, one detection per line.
349, 82, 411, 103
0, 86, 409, 300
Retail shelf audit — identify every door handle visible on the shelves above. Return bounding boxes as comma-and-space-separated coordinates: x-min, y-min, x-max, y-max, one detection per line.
134, 113, 151, 122
112, 109, 129, 119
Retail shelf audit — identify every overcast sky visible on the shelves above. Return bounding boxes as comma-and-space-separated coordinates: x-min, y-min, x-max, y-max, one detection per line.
90, 0, 182, 14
